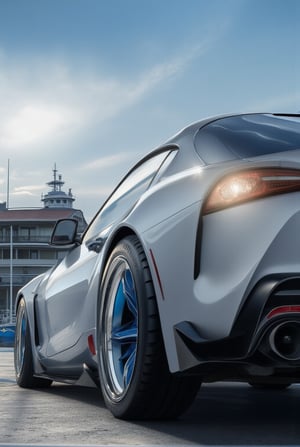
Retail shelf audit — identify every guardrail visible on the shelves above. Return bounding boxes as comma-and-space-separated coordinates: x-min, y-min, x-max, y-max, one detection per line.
0, 236, 50, 243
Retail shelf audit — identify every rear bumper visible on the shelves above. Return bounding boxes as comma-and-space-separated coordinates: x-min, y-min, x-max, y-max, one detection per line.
174, 274, 300, 380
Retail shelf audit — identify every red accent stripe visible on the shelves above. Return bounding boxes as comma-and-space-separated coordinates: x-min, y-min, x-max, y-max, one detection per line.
267, 305, 300, 319
149, 249, 165, 300
88, 334, 96, 355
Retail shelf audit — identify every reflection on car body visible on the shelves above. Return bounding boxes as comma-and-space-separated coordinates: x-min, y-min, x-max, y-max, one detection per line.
14, 113, 300, 420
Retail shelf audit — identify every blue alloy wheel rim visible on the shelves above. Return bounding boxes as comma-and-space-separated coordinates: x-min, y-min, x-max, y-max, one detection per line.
106, 261, 138, 397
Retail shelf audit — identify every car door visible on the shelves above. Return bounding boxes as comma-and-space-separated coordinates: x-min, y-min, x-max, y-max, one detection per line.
37, 242, 98, 357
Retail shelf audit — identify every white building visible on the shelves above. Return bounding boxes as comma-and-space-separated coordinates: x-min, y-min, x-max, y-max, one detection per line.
0, 166, 87, 324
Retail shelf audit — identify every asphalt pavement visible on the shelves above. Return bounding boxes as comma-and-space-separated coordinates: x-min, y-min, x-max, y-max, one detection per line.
1, 348, 300, 447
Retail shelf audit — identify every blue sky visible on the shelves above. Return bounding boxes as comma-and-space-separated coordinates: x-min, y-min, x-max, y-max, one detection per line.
0, 0, 299, 220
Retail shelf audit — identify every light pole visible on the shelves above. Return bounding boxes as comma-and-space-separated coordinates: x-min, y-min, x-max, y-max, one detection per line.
9, 224, 13, 324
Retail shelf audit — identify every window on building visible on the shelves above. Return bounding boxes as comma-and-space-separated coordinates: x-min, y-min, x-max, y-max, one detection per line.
2, 249, 16, 259
18, 249, 30, 259
19, 227, 37, 242
0, 226, 17, 242
30, 250, 38, 260
40, 250, 56, 260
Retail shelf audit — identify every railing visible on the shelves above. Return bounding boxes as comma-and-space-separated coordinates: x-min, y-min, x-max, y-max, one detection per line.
0, 236, 50, 243
0, 274, 37, 285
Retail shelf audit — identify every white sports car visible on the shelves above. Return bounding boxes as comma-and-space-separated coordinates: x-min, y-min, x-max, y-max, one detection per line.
14, 113, 300, 419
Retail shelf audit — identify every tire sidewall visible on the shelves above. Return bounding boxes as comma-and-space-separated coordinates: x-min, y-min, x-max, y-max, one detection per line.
14, 298, 34, 386
98, 237, 152, 417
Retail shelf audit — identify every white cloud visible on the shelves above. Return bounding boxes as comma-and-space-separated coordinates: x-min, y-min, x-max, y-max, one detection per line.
14, 184, 44, 193
12, 190, 36, 197
82, 153, 135, 171
0, 41, 214, 216
8, 184, 45, 202
0, 104, 79, 148
0, 45, 204, 153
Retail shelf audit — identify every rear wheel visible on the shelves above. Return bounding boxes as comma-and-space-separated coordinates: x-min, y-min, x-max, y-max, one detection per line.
14, 298, 52, 388
98, 235, 201, 420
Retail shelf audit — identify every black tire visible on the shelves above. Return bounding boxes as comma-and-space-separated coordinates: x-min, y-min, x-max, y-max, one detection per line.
98, 235, 201, 420
14, 298, 52, 388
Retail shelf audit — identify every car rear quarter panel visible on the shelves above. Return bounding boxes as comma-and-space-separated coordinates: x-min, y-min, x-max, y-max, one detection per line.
139, 189, 300, 373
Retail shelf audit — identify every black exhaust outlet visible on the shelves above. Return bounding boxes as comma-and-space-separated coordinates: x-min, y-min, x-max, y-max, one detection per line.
269, 321, 300, 361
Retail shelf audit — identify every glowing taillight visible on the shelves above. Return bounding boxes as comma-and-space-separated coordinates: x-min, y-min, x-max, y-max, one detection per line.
203, 168, 300, 214
267, 305, 300, 319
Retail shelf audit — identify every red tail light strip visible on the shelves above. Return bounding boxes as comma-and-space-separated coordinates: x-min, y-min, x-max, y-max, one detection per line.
88, 334, 96, 355
267, 305, 300, 319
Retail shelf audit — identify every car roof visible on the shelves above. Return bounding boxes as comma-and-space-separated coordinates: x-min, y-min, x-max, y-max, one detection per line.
131, 113, 300, 173
163, 112, 300, 147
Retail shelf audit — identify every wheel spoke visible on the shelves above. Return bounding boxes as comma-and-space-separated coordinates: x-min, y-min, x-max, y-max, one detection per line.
123, 347, 136, 387
122, 269, 138, 318
111, 322, 137, 344
111, 270, 138, 390
103, 258, 140, 398
112, 323, 137, 387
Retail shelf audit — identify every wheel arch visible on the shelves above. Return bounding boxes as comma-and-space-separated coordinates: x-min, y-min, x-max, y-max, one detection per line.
15, 292, 24, 313
103, 226, 137, 267
97, 225, 172, 365
96, 226, 139, 330
101, 225, 162, 305
99, 226, 198, 375
14, 276, 46, 376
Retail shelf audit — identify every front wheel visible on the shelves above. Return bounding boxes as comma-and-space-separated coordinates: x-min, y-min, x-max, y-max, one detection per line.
98, 236, 200, 420
14, 298, 52, 388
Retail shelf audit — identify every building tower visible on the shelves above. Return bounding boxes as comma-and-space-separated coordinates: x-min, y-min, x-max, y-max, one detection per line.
41, 164, 75, 209
0, 165, 87, 331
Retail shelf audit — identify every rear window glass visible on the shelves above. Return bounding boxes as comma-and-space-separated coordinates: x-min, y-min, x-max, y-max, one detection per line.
195, 114, 300, 164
